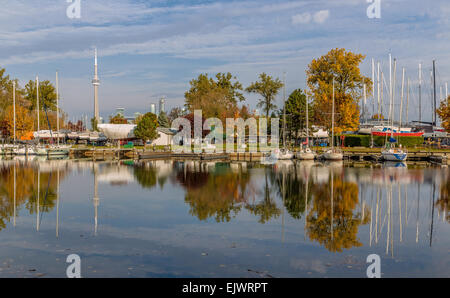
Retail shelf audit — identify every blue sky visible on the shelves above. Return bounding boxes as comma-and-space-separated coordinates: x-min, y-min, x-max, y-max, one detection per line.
1, 0, 449, 123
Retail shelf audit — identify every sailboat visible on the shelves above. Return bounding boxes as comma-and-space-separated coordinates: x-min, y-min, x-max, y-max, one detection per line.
271, 72, 293, 160
47, 72, 70, 157
381, 57, 407, 162
322, 78, 343, 161
296, 93, 316, 160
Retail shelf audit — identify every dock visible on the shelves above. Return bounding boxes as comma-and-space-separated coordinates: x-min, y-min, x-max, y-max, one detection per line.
65, 147, 450, 164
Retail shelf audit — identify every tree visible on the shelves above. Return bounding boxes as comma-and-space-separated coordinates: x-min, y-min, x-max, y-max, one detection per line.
134, 112, 159, 142
109, 114, 128, 124
307, 48, 372, 133
437, 95, 450, 132
246, 73, 284, 119
5, 104, 33, 140
24, 79, 57, 112
284, 89, 313, 141
184, 73, 244, 122
91, 117, 98, 131
158, 111, 170, 128
168, 107, 185, 124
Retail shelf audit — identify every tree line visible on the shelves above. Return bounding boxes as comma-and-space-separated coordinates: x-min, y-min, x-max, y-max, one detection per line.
0, 69, 63, 140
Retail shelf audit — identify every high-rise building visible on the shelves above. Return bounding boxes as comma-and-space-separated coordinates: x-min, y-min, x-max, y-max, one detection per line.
92, 48, 100, 123
159, 97, 165, 114
150, 103, 156, 114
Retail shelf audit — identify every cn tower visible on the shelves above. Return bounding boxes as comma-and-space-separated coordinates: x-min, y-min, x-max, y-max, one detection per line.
92, 48, 100, 122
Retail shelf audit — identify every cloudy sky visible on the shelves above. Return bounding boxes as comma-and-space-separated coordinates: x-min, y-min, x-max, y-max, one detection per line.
1, 0, 449, 123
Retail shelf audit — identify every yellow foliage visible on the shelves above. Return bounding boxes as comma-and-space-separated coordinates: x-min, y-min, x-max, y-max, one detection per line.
307, 48, 372, 133
5, 105, 34, 139
437, 96, 450, 132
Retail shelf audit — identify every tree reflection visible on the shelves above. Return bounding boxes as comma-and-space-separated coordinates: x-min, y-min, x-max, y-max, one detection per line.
306, 173, 369, 252
176, 162, 258, 223
133, 164, 158, 189
0, 163, 66, 230
436, 175, 449, 223
245, 168, 281, 224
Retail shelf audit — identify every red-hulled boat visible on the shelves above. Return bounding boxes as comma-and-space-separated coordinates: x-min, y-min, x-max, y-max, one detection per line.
371, 131, 424, 137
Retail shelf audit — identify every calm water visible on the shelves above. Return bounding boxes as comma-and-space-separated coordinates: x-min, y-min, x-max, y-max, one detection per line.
0, 157, 448, 278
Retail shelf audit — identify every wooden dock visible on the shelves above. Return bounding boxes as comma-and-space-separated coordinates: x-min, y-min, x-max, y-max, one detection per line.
67, 147, 450, 164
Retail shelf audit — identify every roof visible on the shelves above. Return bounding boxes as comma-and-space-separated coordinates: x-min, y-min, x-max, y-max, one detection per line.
157, 127, 177, 135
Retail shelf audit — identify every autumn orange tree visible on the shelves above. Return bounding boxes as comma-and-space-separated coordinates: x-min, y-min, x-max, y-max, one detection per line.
437, 95, 450, 132
5, 105, 33, 140
307, 48, 372, 133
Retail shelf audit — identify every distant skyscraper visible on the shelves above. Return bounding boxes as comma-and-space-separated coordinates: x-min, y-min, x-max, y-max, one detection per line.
159, 97, 165, 114
92, 48, 100, 122
150, 103, 156, 114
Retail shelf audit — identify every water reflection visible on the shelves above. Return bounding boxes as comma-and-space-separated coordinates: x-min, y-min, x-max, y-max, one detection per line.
0, 157, 448, 277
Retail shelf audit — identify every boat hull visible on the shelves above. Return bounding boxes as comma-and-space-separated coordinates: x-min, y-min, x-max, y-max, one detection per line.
296, 152, 315, 160
381, 152, 407, 161
371, 131, 424, 137
322, 152, 343, 161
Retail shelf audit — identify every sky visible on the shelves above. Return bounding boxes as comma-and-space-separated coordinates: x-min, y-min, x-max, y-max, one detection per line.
1, 0, 449, 124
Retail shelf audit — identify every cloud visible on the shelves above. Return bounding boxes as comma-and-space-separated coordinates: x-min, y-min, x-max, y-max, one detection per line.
292, 13, 312, 25
313, 10, 330, 24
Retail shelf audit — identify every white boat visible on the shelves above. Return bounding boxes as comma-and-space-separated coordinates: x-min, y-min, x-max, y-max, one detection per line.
322, 149, 344, 161
47, 147, 70, 156
296, 147, 316, 160
270, 148, 294, 160
381, 147, 407, 161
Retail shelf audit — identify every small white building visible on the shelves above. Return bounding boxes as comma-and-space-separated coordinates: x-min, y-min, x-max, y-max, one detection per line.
151, 127, 177, 146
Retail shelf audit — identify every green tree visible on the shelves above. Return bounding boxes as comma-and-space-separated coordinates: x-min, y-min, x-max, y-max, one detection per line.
158, 111, 170, 128
184, 72, 244, 122
134, 112, 159, 142
91, 117, 98, 131
245, 73, 284, 119
284, 89, 313, 141
307, 48, 372, 133
24, 79, 57, 112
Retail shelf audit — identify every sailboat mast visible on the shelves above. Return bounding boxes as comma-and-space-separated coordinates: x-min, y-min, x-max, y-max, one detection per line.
306, 91, 309, 147
13, 81, 16, 144
283, 72, 286, 150
377, 62, 381, 121
406, 78, 410, 125
391, 59, 397, 138
331, 78, 335, 152
389, 54, 392, 127
36, 76, 40, 133
363, 84, 367, 121
400, 67, 405, 130
418, 63, 422, 122
56, 72, 59, 146
433, 60, 437, 126
372, 58, 375, 116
